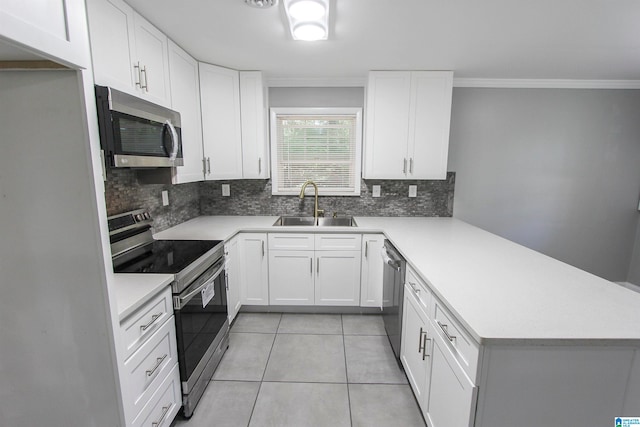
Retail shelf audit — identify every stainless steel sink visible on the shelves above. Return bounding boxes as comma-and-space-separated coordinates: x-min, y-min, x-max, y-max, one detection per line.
273, 216, 356, 227
317, 217, 356, 227
273, 216, 316, 226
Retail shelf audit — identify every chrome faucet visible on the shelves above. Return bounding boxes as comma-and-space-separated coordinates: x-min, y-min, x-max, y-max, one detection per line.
299, 180, 324, 224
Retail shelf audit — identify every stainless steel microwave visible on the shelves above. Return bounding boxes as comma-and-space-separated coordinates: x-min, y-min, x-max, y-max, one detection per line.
95, 85, 183, 168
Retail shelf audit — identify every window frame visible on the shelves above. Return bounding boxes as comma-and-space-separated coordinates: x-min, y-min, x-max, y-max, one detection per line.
269, 107, 363, 196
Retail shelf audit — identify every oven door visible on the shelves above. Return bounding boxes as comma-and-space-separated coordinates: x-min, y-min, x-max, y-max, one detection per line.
173, 258, 227, 390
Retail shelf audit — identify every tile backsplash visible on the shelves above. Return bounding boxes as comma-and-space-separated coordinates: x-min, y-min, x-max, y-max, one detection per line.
104, 168, 200, 232
104, 170, 455, 233
200, 173, 455, 217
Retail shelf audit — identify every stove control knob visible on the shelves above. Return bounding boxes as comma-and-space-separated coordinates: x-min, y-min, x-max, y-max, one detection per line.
143, 212, 151, 220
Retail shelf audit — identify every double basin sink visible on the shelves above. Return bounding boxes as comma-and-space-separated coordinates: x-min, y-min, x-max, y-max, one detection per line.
273, 216, 356, 227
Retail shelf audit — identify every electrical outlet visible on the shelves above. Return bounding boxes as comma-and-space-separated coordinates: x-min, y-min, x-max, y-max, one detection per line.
162, 190, 169, 206
372, 185, 381, 198
222, 184, 231, 197
409, 185, 417, 198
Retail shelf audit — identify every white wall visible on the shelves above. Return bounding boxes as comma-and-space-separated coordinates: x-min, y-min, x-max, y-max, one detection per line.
448, 88, 640, 282
0, 70, 122, 427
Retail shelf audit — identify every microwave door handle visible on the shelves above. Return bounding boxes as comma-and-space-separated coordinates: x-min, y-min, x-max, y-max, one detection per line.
165, 120, 179, 161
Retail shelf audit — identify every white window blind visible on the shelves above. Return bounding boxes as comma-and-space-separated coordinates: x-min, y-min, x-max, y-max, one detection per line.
270, 108, 362, 196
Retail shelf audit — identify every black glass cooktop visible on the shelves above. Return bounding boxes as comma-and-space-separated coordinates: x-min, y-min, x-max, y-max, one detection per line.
114, 240, 222, 274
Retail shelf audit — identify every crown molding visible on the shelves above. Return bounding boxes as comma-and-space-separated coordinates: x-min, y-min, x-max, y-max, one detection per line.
266, 77, 366, 87
453, 78, 640, 89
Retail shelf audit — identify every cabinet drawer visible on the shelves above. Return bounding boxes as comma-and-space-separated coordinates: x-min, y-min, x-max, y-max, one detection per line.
268, 233, 314, 250
124, 315, 178, 421
406, 267, 431, 313
132, 363, 181, 427
120, 287, 173, 359
315, 234, 362, 251
432, 301, 479, 382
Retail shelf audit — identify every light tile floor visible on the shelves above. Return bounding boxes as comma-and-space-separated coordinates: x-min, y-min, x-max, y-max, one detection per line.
172, 313, 426, 427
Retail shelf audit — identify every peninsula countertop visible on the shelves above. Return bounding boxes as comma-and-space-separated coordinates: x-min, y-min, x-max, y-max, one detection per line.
154, 215, 640, 345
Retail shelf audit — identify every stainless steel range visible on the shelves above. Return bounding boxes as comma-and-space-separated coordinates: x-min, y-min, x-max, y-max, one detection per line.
108, 209, 229, 418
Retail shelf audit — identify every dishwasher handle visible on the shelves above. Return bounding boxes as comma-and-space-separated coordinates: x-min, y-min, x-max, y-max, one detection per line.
381, 247, 401, 271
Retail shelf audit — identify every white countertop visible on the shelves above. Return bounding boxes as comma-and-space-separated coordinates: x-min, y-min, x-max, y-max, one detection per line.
153, 215, 640, 345
111, 273, 174, 321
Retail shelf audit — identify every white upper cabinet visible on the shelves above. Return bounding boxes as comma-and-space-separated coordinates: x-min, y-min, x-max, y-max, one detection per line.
240, 71, 270, 179
86, 0, 171, 107
0, 0, 90, 68
363, 71, 453, 180
168, 41, 204, 184
199, 63, 243, 180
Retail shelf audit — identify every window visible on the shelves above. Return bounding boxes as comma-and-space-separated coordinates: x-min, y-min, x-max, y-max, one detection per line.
270, 107, 362, 196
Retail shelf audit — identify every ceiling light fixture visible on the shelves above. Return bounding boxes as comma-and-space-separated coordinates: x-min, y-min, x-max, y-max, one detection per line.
244, 0, 279, 8
283, 0, 329, 41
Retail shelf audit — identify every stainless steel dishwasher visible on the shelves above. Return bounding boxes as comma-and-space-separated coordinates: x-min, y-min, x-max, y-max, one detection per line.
381, 240, 406, 361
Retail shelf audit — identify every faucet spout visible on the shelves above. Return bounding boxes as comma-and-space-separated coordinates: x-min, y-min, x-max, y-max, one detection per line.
299, 180, 324, 224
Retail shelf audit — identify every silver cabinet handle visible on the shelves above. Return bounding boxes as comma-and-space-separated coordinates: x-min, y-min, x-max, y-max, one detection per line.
146, 354, 168, 377
409, 282, 420, 294
261, 240, 265, 257
258, 157, 262, 174
409, 158, 414, 174
140, 66, 148, 91
134, 62, 142, 88
422, 332, 430, 361
152, 405, 171, 427
403, 158, 407, 174
418, 327, 425, 353
202, 158, 207, 175
365, 241, 369, 258
140, 313, 163, 331
437, 321, 456, 343
310, 257, 313, 274
207, 157, 211, 174
316, 257, 320, 274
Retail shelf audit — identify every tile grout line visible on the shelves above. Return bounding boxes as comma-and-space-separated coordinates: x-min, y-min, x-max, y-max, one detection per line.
245, 313, 283, 427
341, 314, 354, 427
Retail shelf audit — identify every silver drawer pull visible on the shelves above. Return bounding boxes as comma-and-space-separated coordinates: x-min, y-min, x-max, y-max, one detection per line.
146, 354, 168, 377
140, 313, 163, 331
422, 332, 430, 361
437, 321, 456, 343
151, 405, 171, 427
418, 327, 426, 353
409, 282, 420, 294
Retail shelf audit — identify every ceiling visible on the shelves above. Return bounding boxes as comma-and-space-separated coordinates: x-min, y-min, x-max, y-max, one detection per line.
125, 0, 640, 82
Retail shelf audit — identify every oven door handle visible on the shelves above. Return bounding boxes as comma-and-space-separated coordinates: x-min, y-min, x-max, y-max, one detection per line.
175, 260, 224, 308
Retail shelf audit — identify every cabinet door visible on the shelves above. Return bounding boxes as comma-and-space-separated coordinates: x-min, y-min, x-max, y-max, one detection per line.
401, 284, 431, 411
224, 237, 241, 323
315, 251, 361, 306
168, 41, 204, 184
0, 0, 90, 68
269, 251, 314, 305
133, 13, 171, 107
199, 63, 243, 180
86, 0, 137, 91
240, 71, 269, 179
363, 71, 411, 179
407, 71, 453, 180
360, 234, 385, 307
238, 233, 269, 305
425, 321, 478, 427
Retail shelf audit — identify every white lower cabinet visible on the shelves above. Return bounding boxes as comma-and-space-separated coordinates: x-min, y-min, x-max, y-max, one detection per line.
238, 233, 269, 305
224, 235, 242, 323
425, 324, 477, 427
269, 250, 315, 305
360, 234, 385, 307
119, 287, 180, 427
401, 283, 431, 406
315, 251, 361, 305
268, 233, 362, 306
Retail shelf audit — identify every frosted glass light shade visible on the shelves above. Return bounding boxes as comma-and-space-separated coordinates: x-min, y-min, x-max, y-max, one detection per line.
288, 0, 325, 20
293, 23, 326, 41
